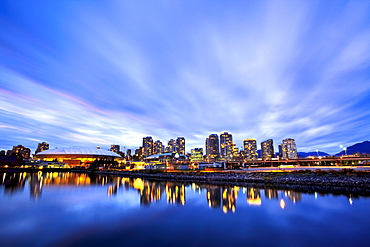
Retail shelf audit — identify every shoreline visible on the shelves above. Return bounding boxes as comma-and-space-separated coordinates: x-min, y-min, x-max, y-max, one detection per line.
89, 169, 370, 194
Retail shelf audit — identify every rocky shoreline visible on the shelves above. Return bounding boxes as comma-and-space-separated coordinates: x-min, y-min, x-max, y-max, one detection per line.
87, 169, 370, 195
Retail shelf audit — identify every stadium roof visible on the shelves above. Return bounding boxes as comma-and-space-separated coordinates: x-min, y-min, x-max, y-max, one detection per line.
35, 147, 121, 157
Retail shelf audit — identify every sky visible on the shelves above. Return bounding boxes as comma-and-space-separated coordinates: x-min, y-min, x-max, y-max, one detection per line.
1, 0, 370, 155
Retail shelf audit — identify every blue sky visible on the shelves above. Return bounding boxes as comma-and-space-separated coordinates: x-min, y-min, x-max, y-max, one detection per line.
1, 0, 370, 154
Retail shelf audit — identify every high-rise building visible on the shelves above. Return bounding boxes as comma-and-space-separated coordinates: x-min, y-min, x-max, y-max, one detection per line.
232, 146, 239, 160
243, 139, 258, 161
154, 140, 164, 154
279, 138, 298, 159
143, 136, 154, 157
261, 139, 275, 160
220, 132, 233, 160
176, 137, 185, 155
166, 139, 176, 153
8, 145, 31, 160
35, 142, 49, 154
110, 145, 120, 153
206, 134, 219, 160
190, 148, 203, 162
134, 147, 145, 161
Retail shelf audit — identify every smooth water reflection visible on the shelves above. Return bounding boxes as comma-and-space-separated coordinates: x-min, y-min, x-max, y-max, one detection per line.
1, 172, 370, 246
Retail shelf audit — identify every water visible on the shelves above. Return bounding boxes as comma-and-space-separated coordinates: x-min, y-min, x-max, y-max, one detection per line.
1, 171, 370, 247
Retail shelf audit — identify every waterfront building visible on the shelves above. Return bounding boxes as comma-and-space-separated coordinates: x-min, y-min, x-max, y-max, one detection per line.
154, 140, 164, 154
190, 148, 203, 162
34, 147, 121, 167
206, 134, 219, 161
243, 139, 258, 161
110, 144, 120, 153
220, 132, 233, 160
279, 138, 298, 159
144, 152, 187, 165
166, 139, 176, 153
35, 142, 49, 154
261, 139, 275, 160
232, 146, 239, 158
143, 136, 154, 157
278, 144, 283, 158
176, 137, 185, 155
134, 147, 144, 161
8, 145, 31, 160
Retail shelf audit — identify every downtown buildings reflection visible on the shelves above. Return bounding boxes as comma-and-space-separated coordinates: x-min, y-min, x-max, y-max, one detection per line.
0, 172, 356, 212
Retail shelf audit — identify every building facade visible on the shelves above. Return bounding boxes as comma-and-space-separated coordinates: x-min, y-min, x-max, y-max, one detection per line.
190, 148, 203, 162
220, 132, 233, 160
279, 138, 298, 159
206, 134, 219, 161
8, 145, 31, 160
166, 139, 176, 153
34, 147, 121, 167
261, 139, 274, 160
143, 136, 154, 157
110, 145, 120, 153
154, 140, 164, 154
35, 142, 49, 154
243, 139, 258, 161
176, 137, 185, 155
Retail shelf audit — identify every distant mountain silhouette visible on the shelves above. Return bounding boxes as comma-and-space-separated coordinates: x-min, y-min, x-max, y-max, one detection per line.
335, 141, 370, 156
298, 151, 330, 158
257, 150, 330, 158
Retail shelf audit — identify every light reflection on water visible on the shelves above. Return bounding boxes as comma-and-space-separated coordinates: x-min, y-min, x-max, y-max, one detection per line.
1, 172, 370, 246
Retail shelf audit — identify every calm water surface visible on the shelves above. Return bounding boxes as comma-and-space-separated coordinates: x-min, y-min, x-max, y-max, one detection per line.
1, 172, 370, 247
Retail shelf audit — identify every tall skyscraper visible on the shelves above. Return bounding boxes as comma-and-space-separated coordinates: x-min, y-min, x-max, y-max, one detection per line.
142, 136, 154, 157
220, 132, 233, 160
279, 138, 298, 159
243, 139, 258, 161
206, 134, 219, 160
35, 142, 49, 154
261, 139, 275, 160
154, 140, 164, 154
166, 139, 176, 153
110, 144, 120, 153
176, 137, 185, 155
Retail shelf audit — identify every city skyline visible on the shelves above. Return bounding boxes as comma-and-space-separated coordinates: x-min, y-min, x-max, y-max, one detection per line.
1, 1, 370, 154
